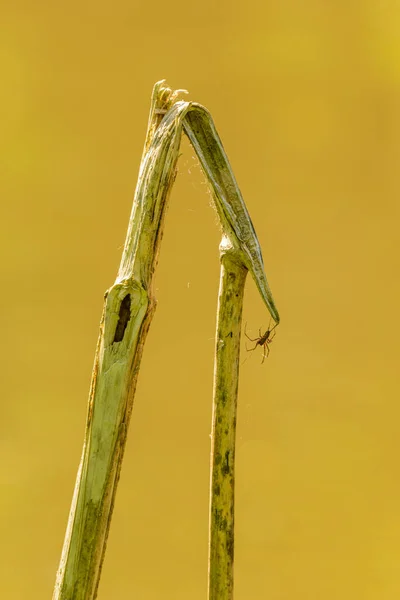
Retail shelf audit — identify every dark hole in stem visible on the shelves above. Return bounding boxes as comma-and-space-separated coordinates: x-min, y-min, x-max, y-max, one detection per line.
113, 294, 131, 343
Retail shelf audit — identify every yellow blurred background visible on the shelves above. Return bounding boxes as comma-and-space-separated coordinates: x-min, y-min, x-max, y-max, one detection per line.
1, 1, 400, 598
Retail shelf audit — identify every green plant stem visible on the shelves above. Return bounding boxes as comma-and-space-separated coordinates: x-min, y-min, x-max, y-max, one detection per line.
208, 237, 248, 600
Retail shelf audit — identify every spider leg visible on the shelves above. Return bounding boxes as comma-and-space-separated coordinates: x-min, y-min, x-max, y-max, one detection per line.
263, 343, 271, 359
269, 322, 278, 334
245, 333, 258, 342
246, 342, 259, 352
244, 322, 258, 342
242, 344, 255, 365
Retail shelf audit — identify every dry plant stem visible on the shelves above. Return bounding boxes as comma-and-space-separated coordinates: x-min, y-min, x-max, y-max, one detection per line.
208, 240, 247, 600
53, 79, 280, 600
53, 83, 191, 600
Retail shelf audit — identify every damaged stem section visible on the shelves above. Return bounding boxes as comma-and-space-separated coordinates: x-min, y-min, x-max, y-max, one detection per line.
208, 239, 247, 600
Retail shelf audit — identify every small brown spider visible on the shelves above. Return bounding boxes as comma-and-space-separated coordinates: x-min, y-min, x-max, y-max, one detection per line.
244, 321, 278, 363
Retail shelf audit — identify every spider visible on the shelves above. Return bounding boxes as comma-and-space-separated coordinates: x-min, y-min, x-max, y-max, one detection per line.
244, 320, 278, 363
